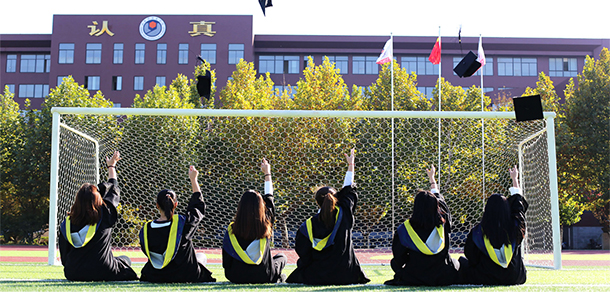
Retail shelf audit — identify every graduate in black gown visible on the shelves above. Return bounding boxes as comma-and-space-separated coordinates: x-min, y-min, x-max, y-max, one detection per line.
138, 165, 215, 283
458, 166, 529, 285
59, 151, 138, 281
385, 164, 459, 286
286, 149, 370, 285
222, 158, 287, 283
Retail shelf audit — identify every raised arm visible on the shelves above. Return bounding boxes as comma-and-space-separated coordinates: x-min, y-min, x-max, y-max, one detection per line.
508, 165, 521, 196
343, 149, 355, 187
189, 165, 201, 193
261, 158, 273, 195
426, 164, 438, 192
106, 151, 120, 180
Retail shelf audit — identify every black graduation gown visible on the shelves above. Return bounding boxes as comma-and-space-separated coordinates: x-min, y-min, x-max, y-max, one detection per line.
222, 193, 286, 283
58, 178, 138, 281
385, 192, 459, 286
139, 191, 215, 283
458, 193, 529, 285
286, 185, 370, 285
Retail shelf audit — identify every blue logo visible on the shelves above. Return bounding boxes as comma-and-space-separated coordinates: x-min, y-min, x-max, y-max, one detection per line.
139, 16, 166, 41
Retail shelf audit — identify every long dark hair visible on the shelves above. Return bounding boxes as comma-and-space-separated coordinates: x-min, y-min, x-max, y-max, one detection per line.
69, 183, 104, 226
409, 190, 445, 231
481, 194, 514, 248
232, 190, 272, 241
315, 186, 338, 229
157, 189, 177, 220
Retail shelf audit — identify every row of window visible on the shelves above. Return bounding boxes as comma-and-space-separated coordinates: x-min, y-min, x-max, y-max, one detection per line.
57, 43, 244, 65
5, 54, 51, 73
57, 75, 168, 91
260, 55, 578, 77
3, 84, 50, 98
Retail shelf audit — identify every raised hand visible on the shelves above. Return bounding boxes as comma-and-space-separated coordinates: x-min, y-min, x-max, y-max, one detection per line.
261, 158, 271, 175
106, 151, 121, 167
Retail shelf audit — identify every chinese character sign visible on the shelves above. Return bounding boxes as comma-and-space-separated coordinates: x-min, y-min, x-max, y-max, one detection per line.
88, 21, 114, 36
189, 21, 216, 37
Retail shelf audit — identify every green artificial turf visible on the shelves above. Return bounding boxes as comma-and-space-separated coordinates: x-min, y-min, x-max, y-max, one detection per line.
1, 263, 609, 291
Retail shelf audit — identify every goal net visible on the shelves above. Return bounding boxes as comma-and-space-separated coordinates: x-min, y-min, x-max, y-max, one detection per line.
48, 108, 561, 269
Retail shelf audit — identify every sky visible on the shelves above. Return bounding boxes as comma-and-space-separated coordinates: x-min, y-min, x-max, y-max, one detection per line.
1, 0, 608, 39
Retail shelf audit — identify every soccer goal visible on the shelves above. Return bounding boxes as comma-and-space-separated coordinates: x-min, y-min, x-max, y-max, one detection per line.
48, 108, 561, 269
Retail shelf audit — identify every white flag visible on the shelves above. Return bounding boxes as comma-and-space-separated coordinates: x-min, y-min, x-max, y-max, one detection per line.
376, 39, 393, 64
477, 36, 486, 67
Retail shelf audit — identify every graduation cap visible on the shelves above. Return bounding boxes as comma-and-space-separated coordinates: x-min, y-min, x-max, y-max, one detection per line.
512, 94, 544, 122
453, 51, 481, 78
258, 0, 273, 16
197, 71, 211, 101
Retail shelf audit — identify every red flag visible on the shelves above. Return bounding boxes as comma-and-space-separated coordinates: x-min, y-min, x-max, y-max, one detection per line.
428, 37, 441, 65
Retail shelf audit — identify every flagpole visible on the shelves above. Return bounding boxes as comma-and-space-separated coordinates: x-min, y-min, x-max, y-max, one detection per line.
480, 34, 486, 208
437, 26, 442, 188
390, 32, 395, 236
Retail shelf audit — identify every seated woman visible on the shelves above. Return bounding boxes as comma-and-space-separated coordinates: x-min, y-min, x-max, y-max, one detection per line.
59, 151, 138, 281
222, 158, 287, 283
286, 149, 370, 285
385, 164, 459, 286
138, 165, 215, 283
458, 166, 529, 285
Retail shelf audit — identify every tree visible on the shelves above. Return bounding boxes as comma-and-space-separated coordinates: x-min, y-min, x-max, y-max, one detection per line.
559, 48, 610, 234
0, 86, 25, 242
1, 77, 114, 243
366, 61, 430, 111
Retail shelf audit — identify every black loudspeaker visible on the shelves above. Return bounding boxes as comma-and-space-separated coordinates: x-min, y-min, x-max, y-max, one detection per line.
196, 71, 211, 100
512, 94, 544, 122
453, 51, 481, 78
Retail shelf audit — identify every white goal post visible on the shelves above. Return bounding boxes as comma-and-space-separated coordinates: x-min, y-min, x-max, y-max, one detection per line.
48, 107, 561, 269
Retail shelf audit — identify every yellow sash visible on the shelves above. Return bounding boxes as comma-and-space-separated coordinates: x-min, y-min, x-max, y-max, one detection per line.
404, 220, 445, 255
143, 214, 180, 269
227, 222, 267, 265
65, 216, 97, 248
306, 206, 340, 251
483, 235, 514, 268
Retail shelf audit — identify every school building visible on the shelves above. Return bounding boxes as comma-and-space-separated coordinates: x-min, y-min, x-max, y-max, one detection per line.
1, 14, 608, 109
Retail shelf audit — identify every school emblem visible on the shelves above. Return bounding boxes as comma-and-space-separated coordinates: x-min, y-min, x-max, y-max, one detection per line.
139, 16, 166, 41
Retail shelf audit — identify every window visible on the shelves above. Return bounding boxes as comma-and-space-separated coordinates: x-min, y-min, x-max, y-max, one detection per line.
401, 56, 439, 75
157, 43, 167, 64
86, 43, 102, 64
84, 76, 100, 90
258, 56, 299, 74
135, 43, 145, 64
418, 86, 435, 99
178, 44, 189, 64
20, 55, 50, 73
228, 44, 244, 64
58, 43, 74, 64
57, 76, 68, 86
352, 56, 379, 75
156, 76, 166, 87
304, 55, 315, 69
325, 56, 348, 74
113, 43, 124, 64
6, 54, 17, 72
200, 44, 216, 64
18, 84, 49, 98
112, 76, 122, 91
113, 103, 122, 108
498, 57, 537, 76
452, 57, 494, 76
6, 84, 15, 93
134, 76, 144, 90
273, 85, 296, 98
549, 57, 577, 77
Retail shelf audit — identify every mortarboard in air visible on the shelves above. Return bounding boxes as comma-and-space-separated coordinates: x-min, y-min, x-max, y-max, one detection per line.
453, 51, 481, 78
197, 71, 212, 100
512, 94, 544, 122
258, 0, 273, 16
